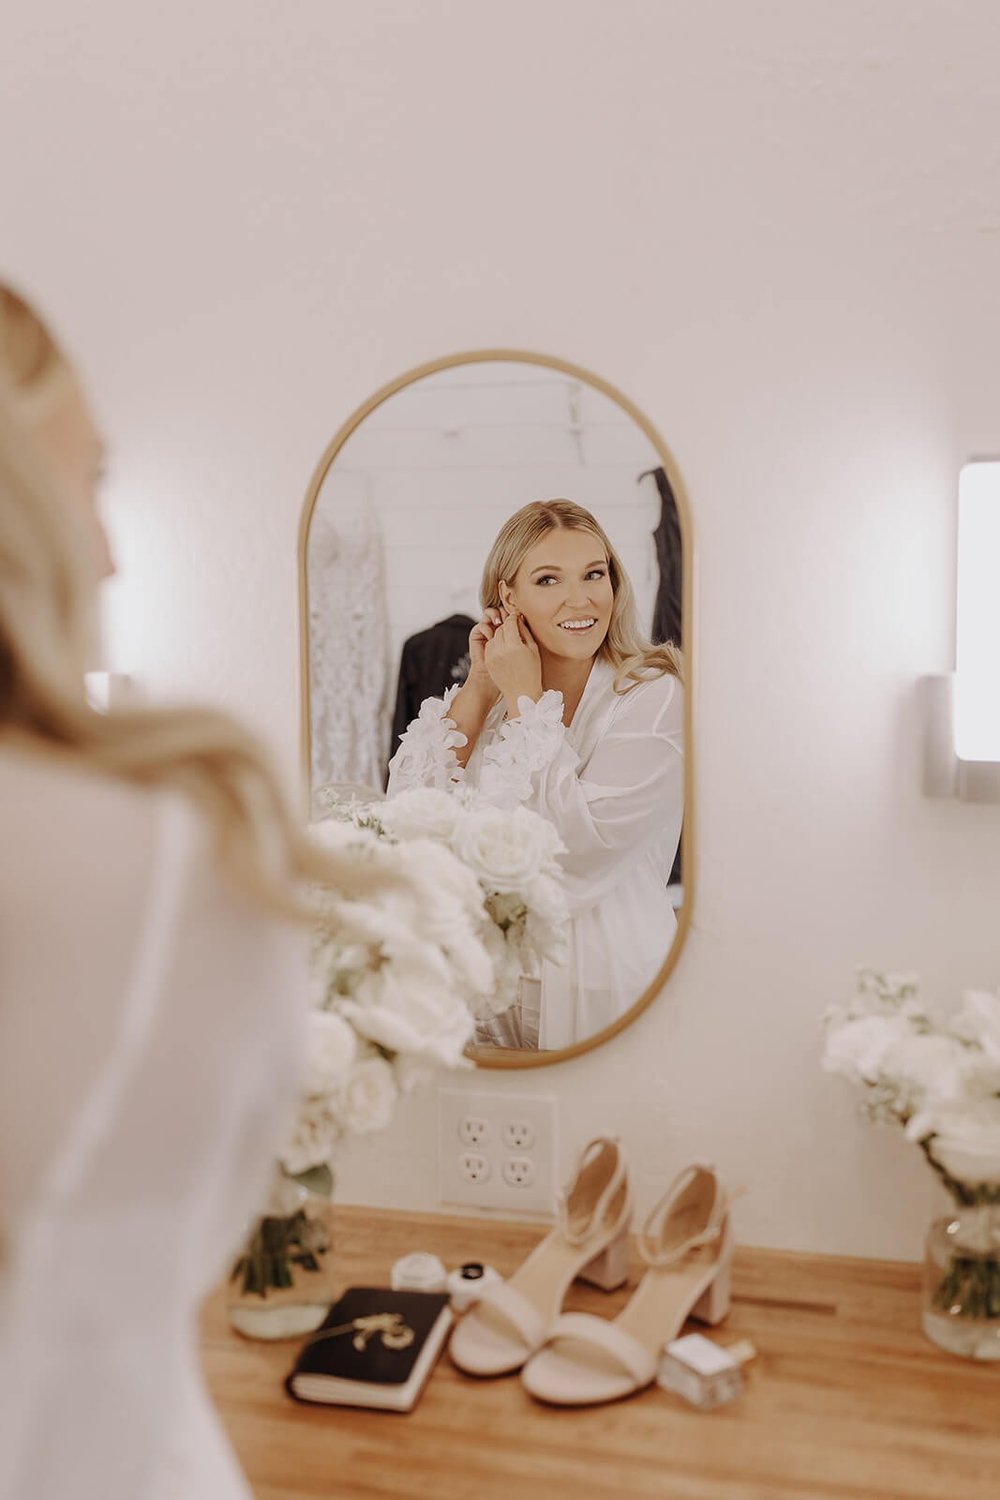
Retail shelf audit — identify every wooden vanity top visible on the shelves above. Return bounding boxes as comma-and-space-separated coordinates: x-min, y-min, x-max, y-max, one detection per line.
200, 1205, 1000, 1500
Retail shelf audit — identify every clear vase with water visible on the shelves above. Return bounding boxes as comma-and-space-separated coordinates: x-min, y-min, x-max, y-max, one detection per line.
923, 1198, 1000, 1361
227, 1165, 337, 1340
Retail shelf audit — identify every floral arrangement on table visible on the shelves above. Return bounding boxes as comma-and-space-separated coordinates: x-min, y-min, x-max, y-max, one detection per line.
822, 969, 1000, 1349
231, 790, 568, 1327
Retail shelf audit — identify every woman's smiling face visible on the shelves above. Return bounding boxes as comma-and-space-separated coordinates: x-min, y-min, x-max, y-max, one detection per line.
501, 526, 614, 661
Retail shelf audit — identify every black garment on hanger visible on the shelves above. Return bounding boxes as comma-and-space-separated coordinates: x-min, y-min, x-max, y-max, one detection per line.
640, 466, 684, 887
641, 465, 683, 648
388, 614, 476, 775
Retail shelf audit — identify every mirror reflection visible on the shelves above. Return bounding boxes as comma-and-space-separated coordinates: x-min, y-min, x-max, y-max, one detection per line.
303, 358, 688, 1062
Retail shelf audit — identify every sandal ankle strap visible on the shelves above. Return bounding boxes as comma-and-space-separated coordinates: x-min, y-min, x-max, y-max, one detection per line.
557, 1136, 630, 1246
638, 1162, 731, 1269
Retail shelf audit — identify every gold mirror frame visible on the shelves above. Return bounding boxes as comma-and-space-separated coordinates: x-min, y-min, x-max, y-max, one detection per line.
298, 349, 694, 1069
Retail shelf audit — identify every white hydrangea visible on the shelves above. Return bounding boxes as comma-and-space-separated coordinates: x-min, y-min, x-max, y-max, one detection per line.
823, 969, 1000, 1194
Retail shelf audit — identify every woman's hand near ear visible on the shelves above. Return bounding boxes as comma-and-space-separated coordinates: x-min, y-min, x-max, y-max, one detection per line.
448, 609, 503, 767
468, 608, 502, 689
484, 609, 543, 718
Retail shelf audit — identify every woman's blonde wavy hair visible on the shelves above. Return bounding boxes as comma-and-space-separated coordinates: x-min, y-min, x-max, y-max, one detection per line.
0, 285, 373, 919
480, 499, 682, 693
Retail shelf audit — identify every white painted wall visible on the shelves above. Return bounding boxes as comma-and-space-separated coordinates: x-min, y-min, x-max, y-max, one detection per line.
5, 0, 1000, 1257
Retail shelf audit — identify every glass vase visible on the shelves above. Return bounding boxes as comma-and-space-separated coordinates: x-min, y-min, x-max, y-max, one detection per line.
923, 1200, 1000, 1360
227, 1165, 337, 1340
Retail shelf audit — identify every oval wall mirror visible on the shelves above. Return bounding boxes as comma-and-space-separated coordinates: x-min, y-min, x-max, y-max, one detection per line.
299, 351, 693, 1067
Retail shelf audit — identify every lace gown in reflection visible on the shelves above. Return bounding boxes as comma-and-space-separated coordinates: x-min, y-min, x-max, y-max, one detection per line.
0, 757, 308, 1500
387, 659, 684, 1050
308, 503, 390, 795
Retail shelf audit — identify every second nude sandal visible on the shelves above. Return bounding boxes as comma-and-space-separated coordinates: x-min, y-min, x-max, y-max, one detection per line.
520, 1162, 734, 1406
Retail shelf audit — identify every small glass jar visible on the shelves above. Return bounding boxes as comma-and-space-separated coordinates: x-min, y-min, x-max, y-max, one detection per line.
227, 1166, 337, 1340
657, 1334, 752, 1409
923, 1201, 1000, 1361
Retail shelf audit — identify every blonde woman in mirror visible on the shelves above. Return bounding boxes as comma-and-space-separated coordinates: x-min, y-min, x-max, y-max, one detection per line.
388, 500, 683, 1052
0, 286, 395, 1500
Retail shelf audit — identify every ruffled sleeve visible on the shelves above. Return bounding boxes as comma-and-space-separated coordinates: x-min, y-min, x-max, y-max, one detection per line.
477, 690, 566, 809
385, 685, 468, 794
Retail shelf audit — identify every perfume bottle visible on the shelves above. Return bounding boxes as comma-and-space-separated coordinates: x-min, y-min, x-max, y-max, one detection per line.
657, 1333, 756, 1409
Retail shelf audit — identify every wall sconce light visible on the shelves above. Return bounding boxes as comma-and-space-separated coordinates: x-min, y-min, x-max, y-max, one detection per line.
923, 460, 1000, 802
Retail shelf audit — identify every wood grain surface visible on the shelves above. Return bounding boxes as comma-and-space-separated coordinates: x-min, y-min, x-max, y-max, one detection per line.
201, 1206, 1000, 1500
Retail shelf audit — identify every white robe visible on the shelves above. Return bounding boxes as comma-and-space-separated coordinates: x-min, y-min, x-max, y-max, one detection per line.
0, 752, 308, 1500
387, 658, 684, 1049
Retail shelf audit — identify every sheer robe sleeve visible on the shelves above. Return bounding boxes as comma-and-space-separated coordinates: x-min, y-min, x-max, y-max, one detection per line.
478, 674, 684, 915
385, 685, 467, 794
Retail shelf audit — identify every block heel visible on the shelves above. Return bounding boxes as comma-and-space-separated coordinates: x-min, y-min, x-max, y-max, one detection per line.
690, 1256, 731, 1326
576, 1224, 631, 1292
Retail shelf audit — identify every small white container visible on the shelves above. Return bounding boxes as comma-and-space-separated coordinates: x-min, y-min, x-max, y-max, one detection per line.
389, 1252, 448, 1293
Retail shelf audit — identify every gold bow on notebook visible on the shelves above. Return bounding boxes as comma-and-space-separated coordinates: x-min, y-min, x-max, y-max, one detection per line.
305, 1312, 416, 1353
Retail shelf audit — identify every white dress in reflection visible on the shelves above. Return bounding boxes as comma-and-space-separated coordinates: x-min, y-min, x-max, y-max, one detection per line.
387, 659, 684, 1049
308, 500, 390, 797
0, 752, 308, 1500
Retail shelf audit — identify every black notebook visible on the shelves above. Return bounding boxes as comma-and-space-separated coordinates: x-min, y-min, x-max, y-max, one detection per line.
285, 1286, 453, 1412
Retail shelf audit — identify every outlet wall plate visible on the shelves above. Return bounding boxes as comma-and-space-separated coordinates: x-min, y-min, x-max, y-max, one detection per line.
438, 1088, 557, 1214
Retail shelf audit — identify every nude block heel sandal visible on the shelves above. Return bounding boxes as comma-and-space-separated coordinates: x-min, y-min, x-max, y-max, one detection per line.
448, 1136, 632, 1377
520, 1163, 736, 1406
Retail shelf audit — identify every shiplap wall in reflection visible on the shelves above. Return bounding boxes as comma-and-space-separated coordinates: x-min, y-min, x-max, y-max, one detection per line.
309, 362, 667, 767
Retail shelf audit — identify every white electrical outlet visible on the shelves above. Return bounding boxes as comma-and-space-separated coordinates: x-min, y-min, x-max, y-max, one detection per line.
459, 1151, 491, 1184
501, 1156, 536, 1189
438, 1089, 557, 1214
502, 1119, 536, 1151
458, 1115, 491, 1148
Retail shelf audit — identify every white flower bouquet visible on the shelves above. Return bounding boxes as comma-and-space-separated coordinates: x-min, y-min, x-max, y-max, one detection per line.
823, 969, 1000, 1328
231, 818, 494, 1311
318, 783, 570, 1025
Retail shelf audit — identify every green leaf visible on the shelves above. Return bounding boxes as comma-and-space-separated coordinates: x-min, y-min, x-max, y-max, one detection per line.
290, 1164, 334, 1198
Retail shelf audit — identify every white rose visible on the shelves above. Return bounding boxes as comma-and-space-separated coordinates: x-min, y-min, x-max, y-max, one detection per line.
821, 1014, 913, 1084
378, 788, 465, 844
524, 872, 569, 928
340, 965, 474, 1069
395, 838, 490, 926
948, 989, 1000, 1061
280, 1098, 341, 1177
457, 805, 563, 894
340, 1056, 399, 1135
303, 1010, 358, 1097
922, 1100, 1000, 1187
312, 926, 379, 1006
326, 893, 453, 990
388, 842, 495, 998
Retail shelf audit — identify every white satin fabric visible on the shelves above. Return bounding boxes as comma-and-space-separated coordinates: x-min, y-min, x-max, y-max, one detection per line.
387, 658, 684, 1048
0, 749, 308, 1500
